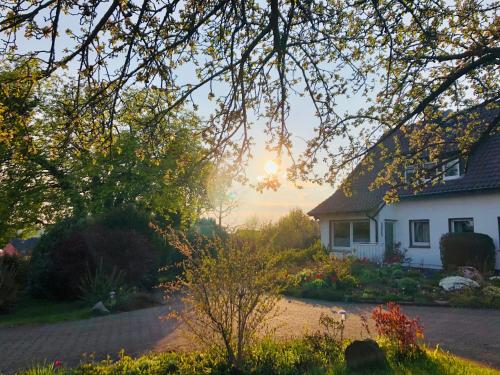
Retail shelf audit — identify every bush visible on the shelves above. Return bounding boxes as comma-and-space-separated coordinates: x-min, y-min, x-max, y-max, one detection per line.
79, 261, 125, 305
162, 232, 285, 371
0, 258, 18, 312
440, 233, 495, 274
372, 302, 423, 357
398, 278, 419, 296
275, 241, 328, 272
392, 269, 405, 279
259, 208, 320, 250
0, 253, 30, 289
29, 207, 166, 300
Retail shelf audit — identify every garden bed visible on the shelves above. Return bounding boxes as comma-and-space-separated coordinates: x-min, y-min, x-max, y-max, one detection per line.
284, 259, 500, 309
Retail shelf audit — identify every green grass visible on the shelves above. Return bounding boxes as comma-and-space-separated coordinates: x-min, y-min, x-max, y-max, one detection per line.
15, 342, 499, 375
0, 295, 91, 327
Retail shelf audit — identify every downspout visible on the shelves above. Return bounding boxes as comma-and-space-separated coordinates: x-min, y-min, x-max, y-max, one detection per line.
366, 202, 385, 243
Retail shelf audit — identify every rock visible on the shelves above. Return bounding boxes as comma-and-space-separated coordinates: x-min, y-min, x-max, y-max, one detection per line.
91, 301, 110, 315
439, 276, 480, 292
489, 276, 500, 281
458, 266, 483, 282
345, 339, 387, 371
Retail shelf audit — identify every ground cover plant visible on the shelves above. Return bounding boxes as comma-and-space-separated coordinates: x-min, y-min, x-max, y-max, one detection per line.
17, 344, 500, 375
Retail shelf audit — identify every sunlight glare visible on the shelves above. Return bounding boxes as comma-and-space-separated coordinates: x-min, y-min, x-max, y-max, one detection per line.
264, 160, 279, 174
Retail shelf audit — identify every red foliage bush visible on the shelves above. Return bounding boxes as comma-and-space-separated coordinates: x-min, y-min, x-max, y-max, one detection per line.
371, 302, 423, 355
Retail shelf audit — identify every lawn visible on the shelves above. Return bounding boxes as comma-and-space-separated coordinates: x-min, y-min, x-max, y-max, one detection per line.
0, 295, 91, 327
18, 341, 499, 375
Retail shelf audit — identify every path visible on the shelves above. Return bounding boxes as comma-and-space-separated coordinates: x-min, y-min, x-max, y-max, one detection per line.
1, 298, 499, 374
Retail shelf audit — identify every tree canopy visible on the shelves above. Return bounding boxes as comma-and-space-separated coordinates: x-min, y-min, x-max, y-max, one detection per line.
0, 1, 498, 197
0, 63, 211, 243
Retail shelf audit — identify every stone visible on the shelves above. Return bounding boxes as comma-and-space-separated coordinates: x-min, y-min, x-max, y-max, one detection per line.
458, 266, 483, 282
91, 301, 110, 315
439, 276, 480, 292
344, 339, 387, 371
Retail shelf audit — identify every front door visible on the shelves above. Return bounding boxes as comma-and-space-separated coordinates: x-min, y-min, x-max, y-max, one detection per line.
384, 221, 395, 254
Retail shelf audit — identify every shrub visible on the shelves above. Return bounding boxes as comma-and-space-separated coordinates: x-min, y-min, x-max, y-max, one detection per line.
372, 302, 423, 357
392, 269, 405, 279
162, 231, 285, 371
0, 253, 30, 289
398, 278, 419, 296
29, 207, 166, 300
259, 208, 320, 250
275, 241, 328, 272
440, 233, 495, 274
114, 292, 158, 312
79, 261, 125, 305
0, 258, 18, 312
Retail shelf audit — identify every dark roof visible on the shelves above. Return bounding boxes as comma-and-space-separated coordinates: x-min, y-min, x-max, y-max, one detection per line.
309, 107, 500, 217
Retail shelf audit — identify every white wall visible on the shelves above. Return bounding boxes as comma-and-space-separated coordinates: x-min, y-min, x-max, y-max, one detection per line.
379, 191, 500, 269
317, 191, 500, 269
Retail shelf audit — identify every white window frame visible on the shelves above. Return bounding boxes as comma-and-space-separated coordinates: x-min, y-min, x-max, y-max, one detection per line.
404, 165, 415, 183
352, 220, 371, 243
332, 221, 351, 248
409, 220, 430, 248
449, 218, 474, 233
331, 220, 372, 249
443, 158, 460, 180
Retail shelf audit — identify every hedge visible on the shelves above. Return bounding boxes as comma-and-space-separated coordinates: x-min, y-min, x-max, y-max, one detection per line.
439, 232, 495, 274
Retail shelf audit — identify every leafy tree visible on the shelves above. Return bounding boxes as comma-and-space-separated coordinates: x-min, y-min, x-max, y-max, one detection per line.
260, 208, 320, 250
0, 64, 211, 242
0, 1, 498, 195
206, 164, 239, 227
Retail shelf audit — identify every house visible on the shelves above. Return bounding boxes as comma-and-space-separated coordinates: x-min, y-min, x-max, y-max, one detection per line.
309, 108, 500, 270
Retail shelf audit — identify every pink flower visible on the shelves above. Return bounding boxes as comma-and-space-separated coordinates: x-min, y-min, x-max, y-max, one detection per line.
54, 360, 62, 368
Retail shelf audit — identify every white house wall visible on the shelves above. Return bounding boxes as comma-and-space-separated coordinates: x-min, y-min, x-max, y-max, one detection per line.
318, 191, 500, 269
379, 191, 500, 269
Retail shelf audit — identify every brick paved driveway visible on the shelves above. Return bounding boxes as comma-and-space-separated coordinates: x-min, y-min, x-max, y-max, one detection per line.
1, 298, 499, 374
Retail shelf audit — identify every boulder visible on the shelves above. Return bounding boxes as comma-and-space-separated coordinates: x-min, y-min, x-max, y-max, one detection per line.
91, 301, 110, 315
439, 276, 480, 292
458, 266, 483, 282
345, 339, 387, 371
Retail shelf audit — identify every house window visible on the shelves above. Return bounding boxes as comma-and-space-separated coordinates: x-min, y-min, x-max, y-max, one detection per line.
410, 220, 430, 247
443, 158, 460, 180
449, 218, 474, 233
353, 220, 370, 243
333, 221, 350, 247
404, 166, 415, 183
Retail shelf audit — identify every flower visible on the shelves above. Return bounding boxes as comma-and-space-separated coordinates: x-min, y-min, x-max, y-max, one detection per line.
53, 360, 62, 368
315, 273, 322, 279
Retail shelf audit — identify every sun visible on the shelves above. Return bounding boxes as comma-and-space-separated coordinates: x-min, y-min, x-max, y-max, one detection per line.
264, 159, 279, 174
